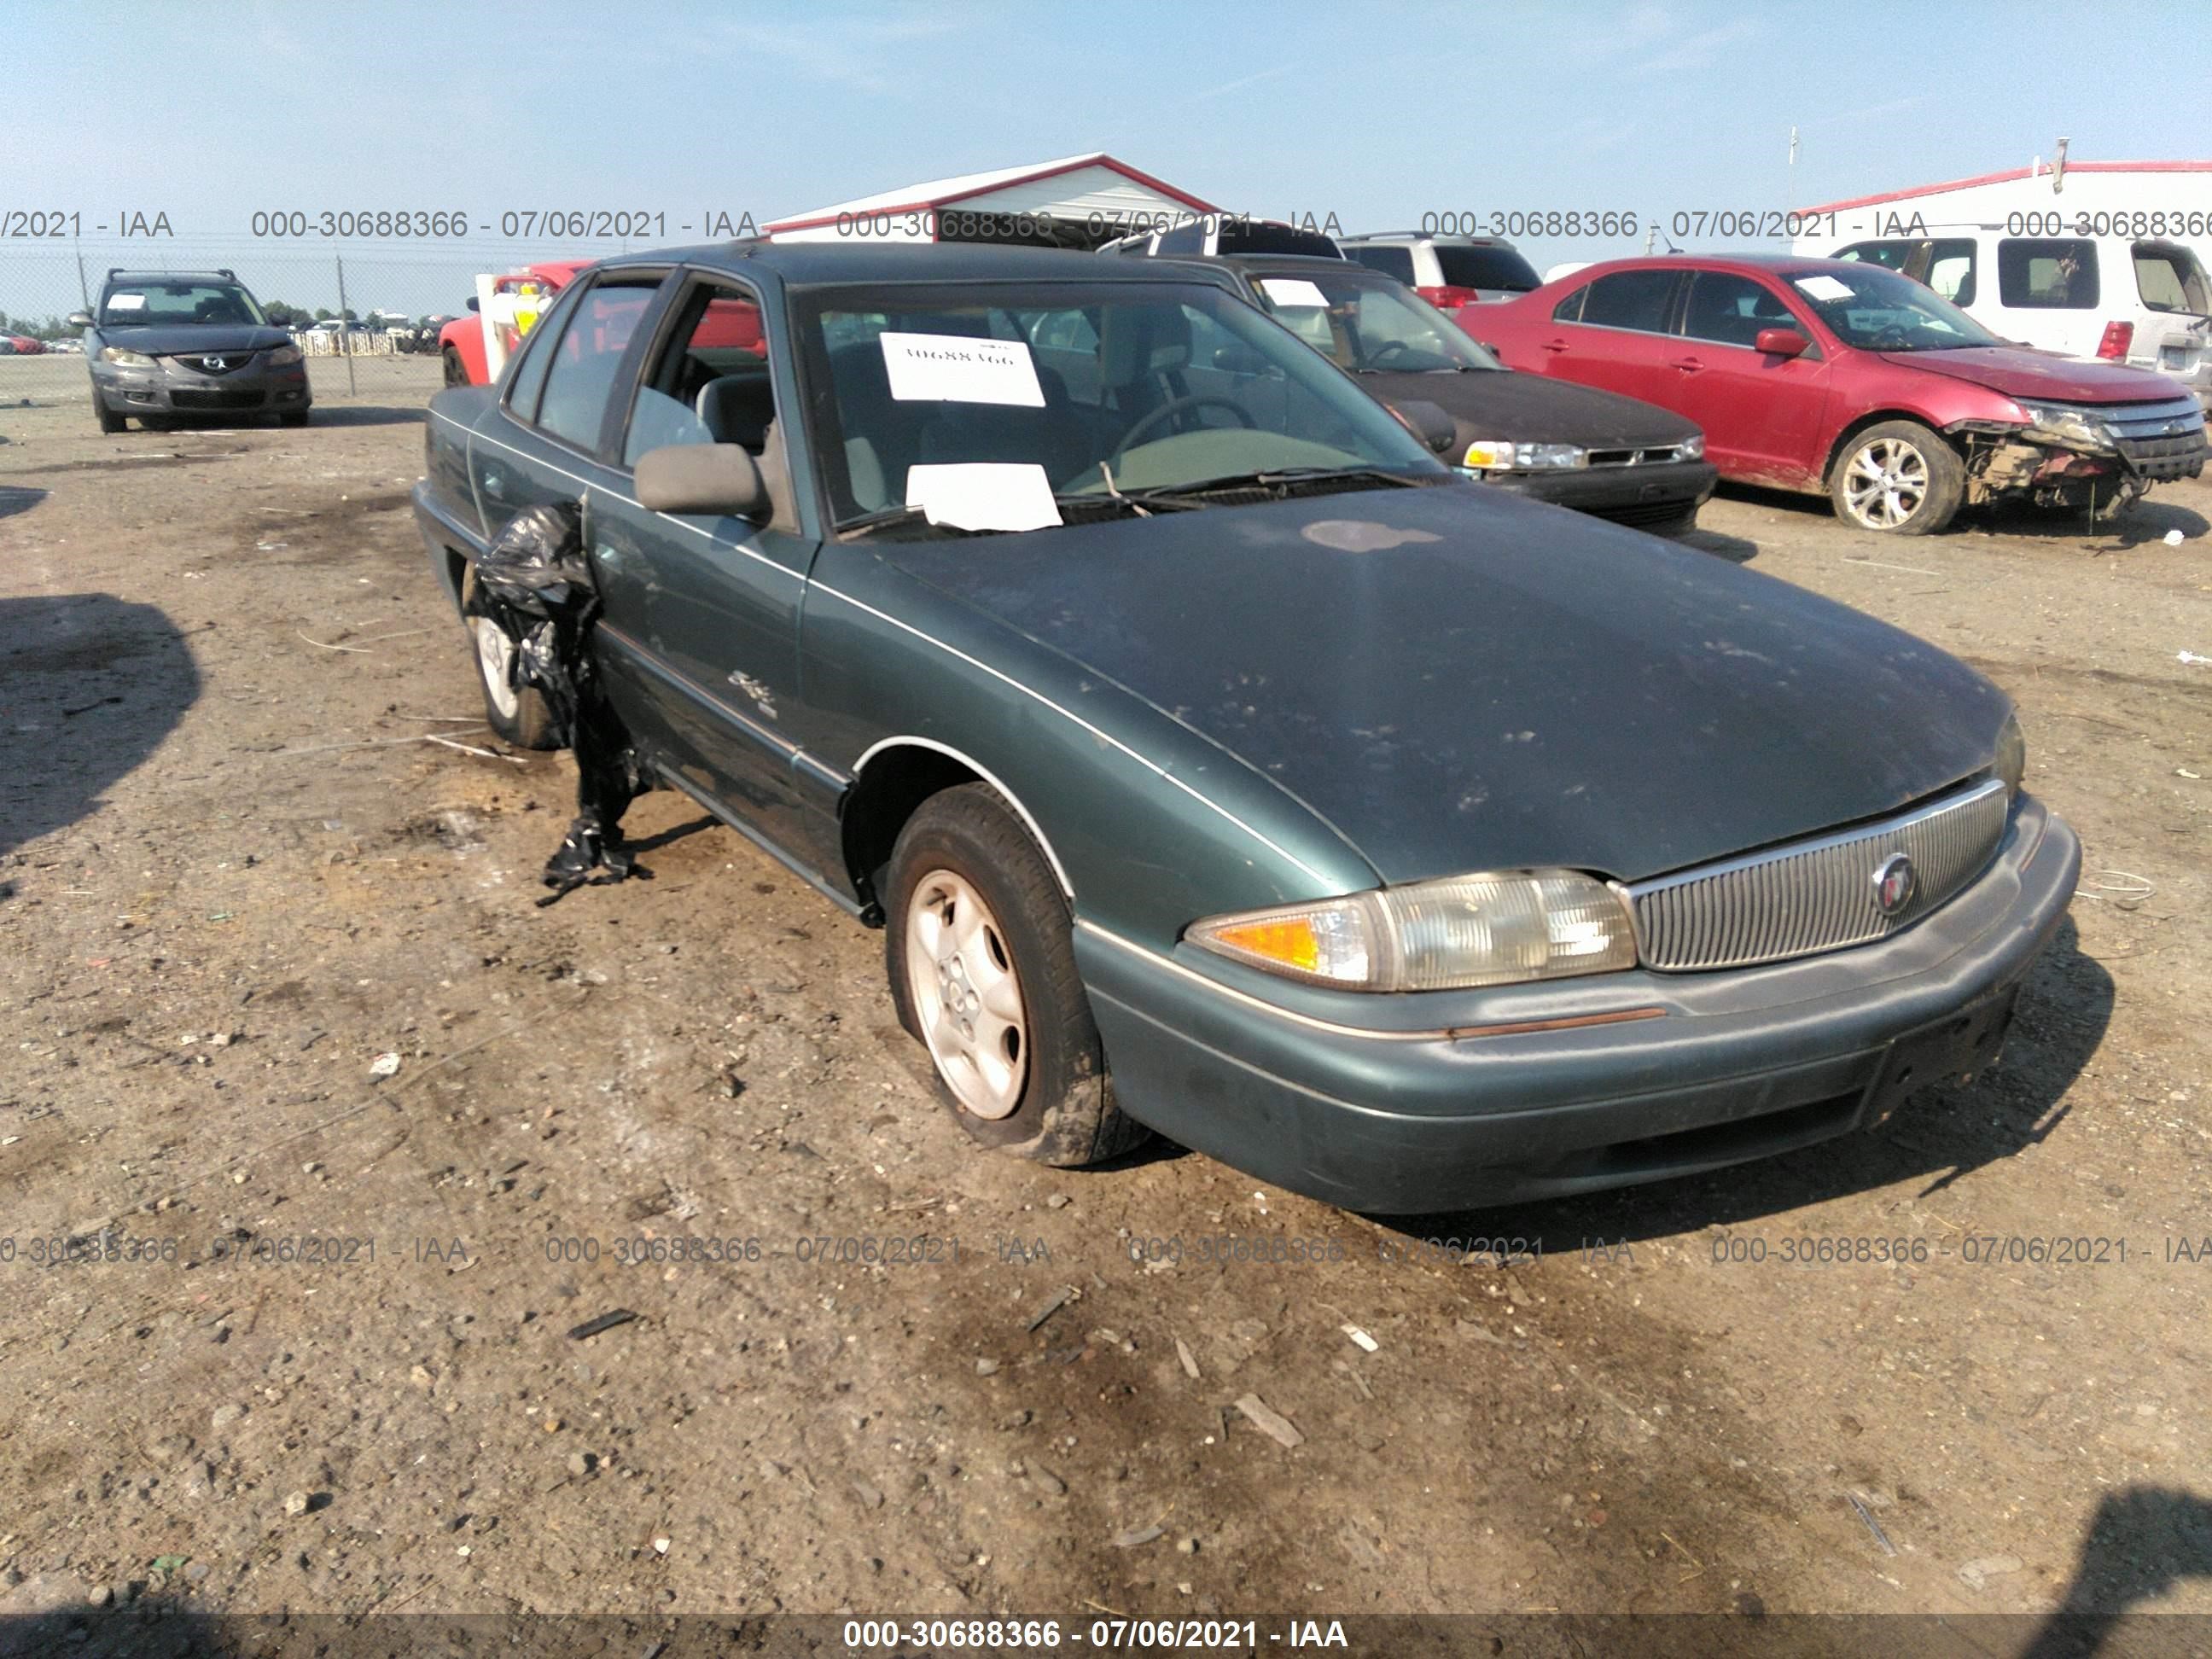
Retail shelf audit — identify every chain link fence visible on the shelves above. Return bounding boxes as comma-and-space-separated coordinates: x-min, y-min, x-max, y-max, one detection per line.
0, 238, 594, 411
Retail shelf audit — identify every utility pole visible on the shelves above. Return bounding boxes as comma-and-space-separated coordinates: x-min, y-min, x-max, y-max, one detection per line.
335, 253, 358, 397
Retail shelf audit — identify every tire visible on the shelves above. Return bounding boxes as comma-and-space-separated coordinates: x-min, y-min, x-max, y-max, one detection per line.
1829, 421, 1965, 535
95, 393, 125, 434
457, 566, 561, 750
441, 347, 469, 388
884, 784, 1149, 1168
278, 410, 310, 428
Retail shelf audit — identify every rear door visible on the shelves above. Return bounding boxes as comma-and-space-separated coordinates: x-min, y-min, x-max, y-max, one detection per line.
589, 271, 826, 858
1537, 268, 1686, 407
1666, 270, 1832, 486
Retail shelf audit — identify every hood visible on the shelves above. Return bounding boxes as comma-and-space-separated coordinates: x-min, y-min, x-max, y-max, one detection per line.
1356, 367, 1699, 451
97, 323, 294, 357
1877, 345, 2190, 405
878, 486, 2009, 886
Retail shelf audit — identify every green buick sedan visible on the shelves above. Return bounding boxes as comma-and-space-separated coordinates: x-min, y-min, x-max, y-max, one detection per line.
411, 242, 2078, 1213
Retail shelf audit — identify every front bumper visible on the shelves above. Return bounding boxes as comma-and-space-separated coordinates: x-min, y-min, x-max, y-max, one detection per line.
91, 358, 310, 416
1077, 796, 2079, 1213
1479, 457, 1718, 529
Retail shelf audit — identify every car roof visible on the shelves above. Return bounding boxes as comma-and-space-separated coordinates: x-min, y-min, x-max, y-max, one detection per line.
102, 271, 251, 287
593, 239, 1244, 288
1551, 252, 1866, 283
1198, 253, 1399, 282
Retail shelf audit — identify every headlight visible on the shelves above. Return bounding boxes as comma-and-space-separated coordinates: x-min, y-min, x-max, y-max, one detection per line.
1461, 439, 1587, 472
1675, 434, 1706, 461
2017, 402, 2116, 452
1994, 708, 2026, 800
1187, 869, 1639, 992
267, 344, 303, 366
98, 346, 156, 368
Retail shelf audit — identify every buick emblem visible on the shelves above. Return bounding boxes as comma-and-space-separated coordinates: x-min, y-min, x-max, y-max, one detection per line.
1872, 852, 1917, 916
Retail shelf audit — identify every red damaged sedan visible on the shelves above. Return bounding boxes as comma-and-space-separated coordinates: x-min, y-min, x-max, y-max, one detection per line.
1471, 254, 2209, 533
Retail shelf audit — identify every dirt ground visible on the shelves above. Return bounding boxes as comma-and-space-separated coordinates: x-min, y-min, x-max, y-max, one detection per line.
1, 354, 2208, 1643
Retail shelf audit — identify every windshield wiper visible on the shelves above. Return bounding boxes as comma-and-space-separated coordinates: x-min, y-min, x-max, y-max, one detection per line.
835, 504, 993, 539
1126, 466, 1444, 504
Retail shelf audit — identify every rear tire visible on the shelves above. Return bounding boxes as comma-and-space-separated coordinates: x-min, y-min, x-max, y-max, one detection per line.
885, 784, 1148, 1168
458, 565, 560, 750
1829, 421, 1965, 535
441, 347, 469, 387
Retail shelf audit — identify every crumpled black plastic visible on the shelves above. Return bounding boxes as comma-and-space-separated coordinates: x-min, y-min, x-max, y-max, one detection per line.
469, 503, 651, 904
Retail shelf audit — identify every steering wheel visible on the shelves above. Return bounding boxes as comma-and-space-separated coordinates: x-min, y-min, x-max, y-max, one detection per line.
1870, 324, 1912, 351
1109, 395, 1254, 462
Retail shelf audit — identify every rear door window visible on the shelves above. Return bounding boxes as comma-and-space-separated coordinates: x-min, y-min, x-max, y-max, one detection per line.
529, 275, 662, 451
1434, 244, 1540, 293
1346, 245, 1417, 282
1576, 270, 1679, 333
1997, 239, 2098, 309
2134, 244, 2212, 315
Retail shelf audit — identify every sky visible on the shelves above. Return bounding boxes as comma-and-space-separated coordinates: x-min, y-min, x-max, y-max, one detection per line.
4, 0, 2208, 321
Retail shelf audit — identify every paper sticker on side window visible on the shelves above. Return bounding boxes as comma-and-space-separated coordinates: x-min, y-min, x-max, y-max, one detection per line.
880, 331, 1045, 406
1259, 278, 1330, 309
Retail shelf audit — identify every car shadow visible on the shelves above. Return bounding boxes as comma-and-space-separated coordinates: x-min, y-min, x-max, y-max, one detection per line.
0, 595, 202, 860
1968, 496, 2210, 549
1674, 524, 1759, 563
1713, 479, 1834, 521
0, 486, 46, 520
293, 405, 428, 428
2019, 1486, 2212, 1656
1372, 913, 2112, 1249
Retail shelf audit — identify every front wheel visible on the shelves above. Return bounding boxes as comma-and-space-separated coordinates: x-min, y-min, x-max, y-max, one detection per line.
885, 784, 1148, 1168
94, 393, 125, 434
458, 566, 560, 749
1829, 421, 1965, 535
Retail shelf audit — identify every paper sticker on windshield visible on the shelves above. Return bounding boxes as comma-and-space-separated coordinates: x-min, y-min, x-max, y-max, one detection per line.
905, 463, 1062, 533
1793, 275, 1855, 302
105, 293, 147, 311
880, 332, 1045, 406
1259, 278, 1330, 310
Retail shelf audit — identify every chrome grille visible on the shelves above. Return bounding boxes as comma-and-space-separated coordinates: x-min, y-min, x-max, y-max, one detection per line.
1628, 778, 2010, 972
2100, 395, 2203, 442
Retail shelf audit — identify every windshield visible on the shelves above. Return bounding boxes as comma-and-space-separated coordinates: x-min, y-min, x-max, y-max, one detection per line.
1249, 271, 1501, 373
800, 282, 1443, 527
1783, 264, 2000, 351
1434, 243, 1541, 294
98, 282, 265, 328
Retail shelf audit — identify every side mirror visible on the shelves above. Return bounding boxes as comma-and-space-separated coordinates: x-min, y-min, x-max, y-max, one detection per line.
1755, 327, 1810, 358
1384, 399, 1458, 456
466, 296, 480, 312
635, 443, 768, 521
67, 311, 93, 329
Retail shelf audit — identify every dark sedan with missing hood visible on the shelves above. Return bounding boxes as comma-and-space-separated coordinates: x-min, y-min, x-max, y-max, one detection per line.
1180, 253, 1717, 533
71, 269, 311, 432
410, 242, 2075, 1213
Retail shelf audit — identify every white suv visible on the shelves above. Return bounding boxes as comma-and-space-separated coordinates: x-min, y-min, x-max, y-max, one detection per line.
1825, 230, 2212, 410
1337, 233, 1542, 310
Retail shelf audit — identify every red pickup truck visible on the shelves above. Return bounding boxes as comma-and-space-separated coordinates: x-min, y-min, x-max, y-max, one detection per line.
438, 258, 768, 387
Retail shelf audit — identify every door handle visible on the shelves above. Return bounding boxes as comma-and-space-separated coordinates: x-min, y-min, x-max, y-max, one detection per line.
1541, 338, 1568, 353
1670, 356, 1704, 372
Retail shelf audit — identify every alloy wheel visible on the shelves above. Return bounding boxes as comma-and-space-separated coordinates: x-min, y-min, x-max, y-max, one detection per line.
904, 869, 1028, 1120
469, 616, 520, 719
1842, 437, 1930, 529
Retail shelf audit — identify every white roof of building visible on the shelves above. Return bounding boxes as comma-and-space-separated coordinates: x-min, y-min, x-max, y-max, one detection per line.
767, 153, 1213, 233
